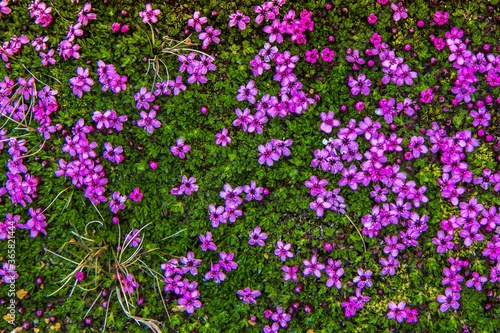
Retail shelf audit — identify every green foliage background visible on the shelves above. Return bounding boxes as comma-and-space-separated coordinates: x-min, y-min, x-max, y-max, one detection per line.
0, 0, 499, 332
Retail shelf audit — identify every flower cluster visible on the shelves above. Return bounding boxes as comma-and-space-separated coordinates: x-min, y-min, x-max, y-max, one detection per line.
257, 139, 292, 166
170, 176, 199, 196
96, 60, 128, 94
92, 109, 128, 132
28, 0, 52, 27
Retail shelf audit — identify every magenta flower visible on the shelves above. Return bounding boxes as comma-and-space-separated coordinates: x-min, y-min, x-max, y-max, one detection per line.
258, 142, 280, 166
75, 271, 85, 282
228, 10, 250, 30
124, 229, 141, 247
139, 3, 161, 24
274, 240, 294, 261
248, 226, 268, 246
319, 111, 340, 134
237, 287, 261, 304
199, 231, 217, 251
348, 73, 371, 96
367, 13, 378, 24
353, 268, 373, 289
380, 255, 400, 276
187, 11, 208, 32
305, 49, 319, 64
129, 187, 143, 202
433, 11, 449, 25
237, 80, 258, 104
321, 47, 335, 62
243, 180, 264, 201
103, 142, 124, 164
137, 110, 161, 134
282, 265, 298, 282
420, 88, 434, 104
198, 26, 221, 49
263, 19, 284, 44
390, 2, 408, 21
17, 207, 47, 238
209, 204, 227, 228
303, 255, 325, 278
0, 1, 12, 17
179, 252, 202, 275
249, 55, 271, 76
170, 138, 191, 159
387, 301, 407, 323
0, 263, 18, 284
437, 288, 460, 312
466, 272, 488, 291
219, 251, 238, 272
69, 67, 94, 98
432, 230, 454, 253
134, 87, 155, 110
215, 128, 232, 146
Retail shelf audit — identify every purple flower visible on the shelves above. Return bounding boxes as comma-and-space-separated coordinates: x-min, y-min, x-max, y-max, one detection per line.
319, 111, 340, 134
228, 10, 250, 30
139, 3, 161, 24
209, 204, 227, 228
249, 55, 271, 76
215, 128, 232, 146
134, 87, 155, 110
187, 11, 208, 32
179, 252, 202, 276
69, 67, 94, 98
170, 138, 191, 159
390, 2, 408, 21
348, 73, 371, 96
180, 176, 199, 195
304, 175, 328, 196
118, 273, 139, 294
408, 136, 428, 158
237, 287, 261, 304
204, 262, 226, 283
17, 207, 47, 238
248, 226, 268, 246
129, 187, 143, 202
420, 88, 434, 104
0, 1, 12, 17
274, 240, 294, 261
124, 229, 141, 247
199, 231, 217, 251
271, 306, 291, 328
263, 19, 284, 44
282, 265, 298, 282
103, 142, 124, 164
237, 80, 258, 104
436, 287, 460, 312
303, 255, 325, 278
309, 195, 331, 217
305, 49, 319, 64
432, 230, 454, 253
109, 191, 127, 214
0, 263, 18, 284
243, 180, 264, 201
258, 142, 280, 166
346, 49, 365, 65
75, 271, 85, 282
321, 47, 335, 62
325, 259, 344, 289
198, 26, 221, 49
218, 251, 238, 272
434, 11, 449, 25
380, 255, 400, 276
353, 268, 373, 289
387, 301, 407, 323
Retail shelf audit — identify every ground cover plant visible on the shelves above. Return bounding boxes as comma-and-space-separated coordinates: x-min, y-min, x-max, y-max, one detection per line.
0, 0, 500, 332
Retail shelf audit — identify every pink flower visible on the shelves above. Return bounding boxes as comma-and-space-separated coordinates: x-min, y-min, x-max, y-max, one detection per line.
198, 26, 221, 49
228, 10, 250, 30
139, 3, 161, 24
129, 187, 143, 202
187, 11, 208, 32
434, 11, 448, 26
321, 47, 335, 62
420, 88, 434, 104
137, 110, 161, 134
75, 271, 85, 282
215, 128, 232, 146
68, 67, 94, 98
367, 13, 378, 24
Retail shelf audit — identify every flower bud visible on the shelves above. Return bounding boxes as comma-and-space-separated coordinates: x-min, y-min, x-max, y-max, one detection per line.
111, 22, 121, 32
200, 106, 208, 114
120, 24, 130, 33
